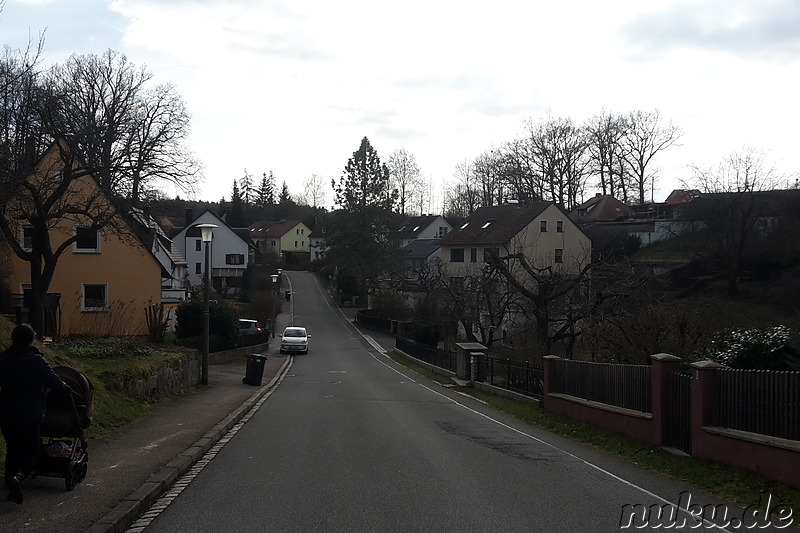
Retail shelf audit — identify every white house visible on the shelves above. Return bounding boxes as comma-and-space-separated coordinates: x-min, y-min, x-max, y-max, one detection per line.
173, 210, 252, 296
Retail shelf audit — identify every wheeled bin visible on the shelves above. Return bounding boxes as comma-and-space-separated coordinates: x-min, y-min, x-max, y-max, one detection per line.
242, 354, 267, 386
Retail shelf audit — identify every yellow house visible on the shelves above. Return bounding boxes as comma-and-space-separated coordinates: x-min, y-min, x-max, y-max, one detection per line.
3, 142, 163, 337
248, 220, 312, 263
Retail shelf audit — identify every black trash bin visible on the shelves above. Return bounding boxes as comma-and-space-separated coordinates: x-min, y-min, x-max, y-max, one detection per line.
285, 290, 291, 301
242, 354, 267, 386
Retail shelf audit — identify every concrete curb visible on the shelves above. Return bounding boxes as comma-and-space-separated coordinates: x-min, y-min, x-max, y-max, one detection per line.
84, 355, 292, 533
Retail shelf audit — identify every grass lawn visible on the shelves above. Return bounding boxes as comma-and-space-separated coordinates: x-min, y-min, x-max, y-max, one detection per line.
388, 351, 800, 523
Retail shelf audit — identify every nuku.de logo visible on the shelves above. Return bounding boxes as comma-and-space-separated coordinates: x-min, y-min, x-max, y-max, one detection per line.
619, 492, 794, 529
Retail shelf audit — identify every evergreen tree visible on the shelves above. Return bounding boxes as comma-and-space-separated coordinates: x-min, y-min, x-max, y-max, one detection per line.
256, 172, 269, 208
240, 169, 254, 204
326, 137, 401, 299
229, 179, 244, 226
266, 171, 276, 205
279, 180, 293, 204
333, 136, 397, 212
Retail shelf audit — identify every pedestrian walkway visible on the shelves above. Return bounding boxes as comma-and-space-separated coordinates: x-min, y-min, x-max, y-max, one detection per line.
0, 311, 294, 533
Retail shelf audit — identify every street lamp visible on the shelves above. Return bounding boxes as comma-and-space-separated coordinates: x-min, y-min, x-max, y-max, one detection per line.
270, 273, 279, 338
197, 223, 217, 385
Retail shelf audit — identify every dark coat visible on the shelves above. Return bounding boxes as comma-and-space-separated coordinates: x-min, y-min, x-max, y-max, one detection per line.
0, 345, 67, 426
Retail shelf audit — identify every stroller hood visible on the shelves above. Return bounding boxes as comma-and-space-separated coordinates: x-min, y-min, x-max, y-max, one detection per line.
53, 366, 94, 429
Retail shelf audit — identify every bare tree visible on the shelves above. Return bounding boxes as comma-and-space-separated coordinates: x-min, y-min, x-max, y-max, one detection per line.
622, 109, 682, 205
685, 147, 786, 296
387, 149, 422, 215
301, 173, 327, 209
47, 50, 200, 203
524, 115, 589, 210
445, 160, 480, 217
585, 111, 628, 198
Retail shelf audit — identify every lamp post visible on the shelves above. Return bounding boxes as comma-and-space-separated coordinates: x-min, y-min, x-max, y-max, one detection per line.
270, 273, 279, 338
197, 223, 217, 385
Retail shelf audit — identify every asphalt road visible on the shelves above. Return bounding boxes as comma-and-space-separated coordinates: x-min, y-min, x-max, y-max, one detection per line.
138, 271, 786, 532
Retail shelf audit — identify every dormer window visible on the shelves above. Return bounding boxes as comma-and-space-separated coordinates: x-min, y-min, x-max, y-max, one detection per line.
481, 219, 494, 229
459, 222, 470, 230
412, 226, 420, 232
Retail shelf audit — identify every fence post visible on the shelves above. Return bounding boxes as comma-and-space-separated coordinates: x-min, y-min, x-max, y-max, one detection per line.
689, 360, 722, 456
542, 355, 560, 409
650, 353, 682, 446
456, 342, 486, 381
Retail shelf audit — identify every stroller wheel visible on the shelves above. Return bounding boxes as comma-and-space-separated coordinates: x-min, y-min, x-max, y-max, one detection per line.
77, 461, 88, 483
65, 460, 79, 491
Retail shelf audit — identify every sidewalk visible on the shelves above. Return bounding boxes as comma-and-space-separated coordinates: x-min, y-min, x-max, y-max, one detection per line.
0, 311, 293, 533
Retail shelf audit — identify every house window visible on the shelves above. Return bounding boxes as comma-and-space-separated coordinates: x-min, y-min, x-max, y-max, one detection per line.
554, 249, 563, 264
20, 283, 32, 311
557, 220, 564, 233
437, 227, 448, 237
195, 239, 202, 251
225, 254, 245, 265
484, 248, 499, 262
450, 277, 465, 292
82, 283, 108, 312
195, 263, 202, 274
269, 240, 276, 247
540, 220, 548, 232
295, 240, 298, 247
20, 225, 34, 251
470, 248, 477, 262
74, 226, 100, 253
450, 248, 465, 262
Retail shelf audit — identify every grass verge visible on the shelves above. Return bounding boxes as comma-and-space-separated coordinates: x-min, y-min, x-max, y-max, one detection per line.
388, 351, 800, 521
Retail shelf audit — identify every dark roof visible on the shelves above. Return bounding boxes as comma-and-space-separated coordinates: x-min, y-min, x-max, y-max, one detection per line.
570, 195, 632, 223
440, 203, 551, 246
396, 215, 441, 239
249, 220, 303, 239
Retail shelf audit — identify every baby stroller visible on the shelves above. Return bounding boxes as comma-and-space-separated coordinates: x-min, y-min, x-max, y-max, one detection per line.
35, 366, 94, 491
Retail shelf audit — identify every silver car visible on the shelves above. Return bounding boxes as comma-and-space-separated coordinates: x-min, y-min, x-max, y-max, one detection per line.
279, 326, 310, 354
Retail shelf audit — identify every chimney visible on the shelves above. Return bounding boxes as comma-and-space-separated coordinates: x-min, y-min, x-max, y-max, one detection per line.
185, 208, 193, 227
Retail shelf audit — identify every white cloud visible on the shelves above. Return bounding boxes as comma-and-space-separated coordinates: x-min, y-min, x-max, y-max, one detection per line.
3, 0, 799, 205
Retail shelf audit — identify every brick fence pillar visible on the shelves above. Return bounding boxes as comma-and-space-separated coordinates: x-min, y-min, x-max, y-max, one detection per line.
455, 342, 486, 381
542, 355, 560, 409
650, 353, 682, 445
689, 360, 722, 454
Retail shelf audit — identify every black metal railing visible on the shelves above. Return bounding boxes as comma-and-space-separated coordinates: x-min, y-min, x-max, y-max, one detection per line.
667, 371, 692, 454
395, 337, 457, 373
483, 357, 544, 399
717, 368, 800, 441
552, 359, 652, 413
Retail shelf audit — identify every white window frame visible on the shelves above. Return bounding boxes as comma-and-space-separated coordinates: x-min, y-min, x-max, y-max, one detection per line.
73, 225, 101, 254
20, 224, 34, 252
81, 283, 108, 312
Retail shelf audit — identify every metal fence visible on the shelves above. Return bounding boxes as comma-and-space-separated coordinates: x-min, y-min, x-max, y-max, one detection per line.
667, 371, 692, 454
552, 359, 652, 413
717, 368, 800, 441
480, 357, 544, 399
395, 337, 457, 373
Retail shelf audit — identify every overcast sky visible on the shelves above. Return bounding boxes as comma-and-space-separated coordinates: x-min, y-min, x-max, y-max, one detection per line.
3, 0, 799, 209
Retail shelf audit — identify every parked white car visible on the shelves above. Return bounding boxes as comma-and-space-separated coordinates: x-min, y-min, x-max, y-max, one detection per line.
279, 326, 310, 354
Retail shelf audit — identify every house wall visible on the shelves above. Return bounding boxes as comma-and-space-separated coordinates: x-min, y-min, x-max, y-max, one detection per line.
177, 211, 250, 288
279, 223, 311, 253
441, 204, 591, 278
6, 149, 161, 336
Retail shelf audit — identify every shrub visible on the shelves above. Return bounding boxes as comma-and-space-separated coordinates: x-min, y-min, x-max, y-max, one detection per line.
53, 337, 157, 359
175, 299, 239, 350
703, 325, 800, 370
